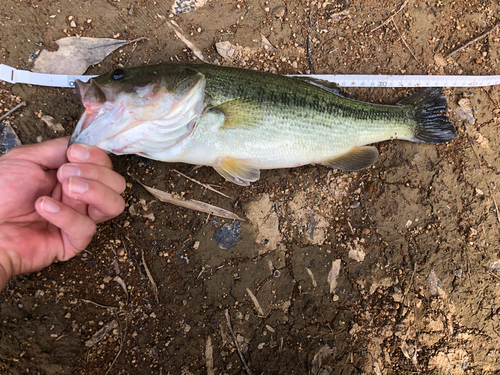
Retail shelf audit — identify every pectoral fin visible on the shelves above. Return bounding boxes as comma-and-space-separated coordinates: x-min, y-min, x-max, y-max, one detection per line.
216, 99, 263, 130
213, 157, 260, 186
322, 146, 379, 171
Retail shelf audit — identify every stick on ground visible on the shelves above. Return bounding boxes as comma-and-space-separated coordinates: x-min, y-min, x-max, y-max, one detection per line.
0, 101, 26, 122
392, 19, 423, 68
447, 22, 500, 57
307, 2, 315, 74
371, 0, 409, 33
173, 169, 231, 199
225, 309, 252, 375
142, 249, 160, 305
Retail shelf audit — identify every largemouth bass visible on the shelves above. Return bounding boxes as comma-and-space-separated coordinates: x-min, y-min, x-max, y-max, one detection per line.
70, 64, 456, 186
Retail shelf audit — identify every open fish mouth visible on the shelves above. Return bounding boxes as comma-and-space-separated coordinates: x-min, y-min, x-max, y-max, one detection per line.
69, 69, 207, 156
69, 79, 128, 148
70, 80, 106, 144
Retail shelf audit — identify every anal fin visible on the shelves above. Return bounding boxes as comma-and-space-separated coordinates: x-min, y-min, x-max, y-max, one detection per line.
322, 146, 379, 171
213, 157, 260, 186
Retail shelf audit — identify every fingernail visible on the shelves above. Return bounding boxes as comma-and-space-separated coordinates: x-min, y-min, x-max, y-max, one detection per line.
59, 164, 81, 180
70, 144, 90, 161
41, 197, 60, 213
69, 177, 88, 194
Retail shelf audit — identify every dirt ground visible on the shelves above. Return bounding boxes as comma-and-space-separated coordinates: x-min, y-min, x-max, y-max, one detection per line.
1, 0, 500, 374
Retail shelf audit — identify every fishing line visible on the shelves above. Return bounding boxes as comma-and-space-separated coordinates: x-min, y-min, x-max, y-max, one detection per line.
1, 63, 500, 88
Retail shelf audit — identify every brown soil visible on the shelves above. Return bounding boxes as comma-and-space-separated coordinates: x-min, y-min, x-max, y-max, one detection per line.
1, 0, 500, 374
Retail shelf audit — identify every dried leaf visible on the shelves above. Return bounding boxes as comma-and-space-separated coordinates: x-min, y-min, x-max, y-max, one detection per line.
206, 336, 215, 375
429, 269, 438, 295
41, 115, 65, 133
113, 259, 120, 275
216, 41, 237, 59
113, 276, 128, 300
260, 34, 275, 52
400, 340, 418, 365
140, 183, 243, 221
348, 247, 366, 262
33, 37, 147, 75
246, 287, 264, 316
455, 98, 476, 124
328, 259, 342, 294
433, 53, 447, 67
85, 320, 118, 347
306, 267, 318, 287
331, 9, 349, 22
311, 345, 336, 374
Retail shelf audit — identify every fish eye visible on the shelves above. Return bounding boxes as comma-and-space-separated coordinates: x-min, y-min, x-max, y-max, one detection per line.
111, 69, 125, 80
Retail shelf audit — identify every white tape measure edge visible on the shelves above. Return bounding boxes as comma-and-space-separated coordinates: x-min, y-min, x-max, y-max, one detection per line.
1, 64, 499, 88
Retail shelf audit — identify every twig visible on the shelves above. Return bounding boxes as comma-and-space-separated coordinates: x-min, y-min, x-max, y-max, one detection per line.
347, 220, 354, 235
489, 271, 500, 281
462, 122, 480, 163
142, 249, 160, 305
104, 314, 129, 375
0, 102, 26, 122
81, 299, 118, 310
113, 275, 129, 302
246, 287, 264, 316
168, 20, 207, 62
489, 189, 500, 225
173, 169, 231, 199
123, 38, 145, 67
399, 263, 416, 317
206, 336, 215, 375
225, 309, 252, 375
447, 22, 500, 57
410, 263, 419, 367
392, 19, 423, 68
307, 1, 315, 74
371, 0, 409, 33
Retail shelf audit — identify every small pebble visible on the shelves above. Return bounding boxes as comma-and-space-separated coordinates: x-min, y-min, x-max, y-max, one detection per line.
116, 246, 126, 257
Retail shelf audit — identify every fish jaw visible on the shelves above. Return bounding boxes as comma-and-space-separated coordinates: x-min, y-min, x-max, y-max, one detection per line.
70, 78, 124, 148
69, 103, 136, 152
70, 73, 207, 156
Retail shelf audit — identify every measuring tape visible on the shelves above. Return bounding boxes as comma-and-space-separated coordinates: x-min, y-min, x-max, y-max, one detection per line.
1, 64, 500, 88
290, 74, 500, 88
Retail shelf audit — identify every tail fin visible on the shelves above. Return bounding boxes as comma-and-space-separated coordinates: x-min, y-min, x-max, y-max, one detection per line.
398, 88, 457, 144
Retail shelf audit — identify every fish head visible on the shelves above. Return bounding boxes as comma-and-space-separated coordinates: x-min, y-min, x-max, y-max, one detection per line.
70, 65, 206, 158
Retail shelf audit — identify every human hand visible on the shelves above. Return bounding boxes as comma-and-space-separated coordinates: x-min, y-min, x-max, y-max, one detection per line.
0, 137, 126, 289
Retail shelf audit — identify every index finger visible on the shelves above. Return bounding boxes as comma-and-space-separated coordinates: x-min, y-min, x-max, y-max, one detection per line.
2, 136, 69, 170
67, 143, 113, 169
